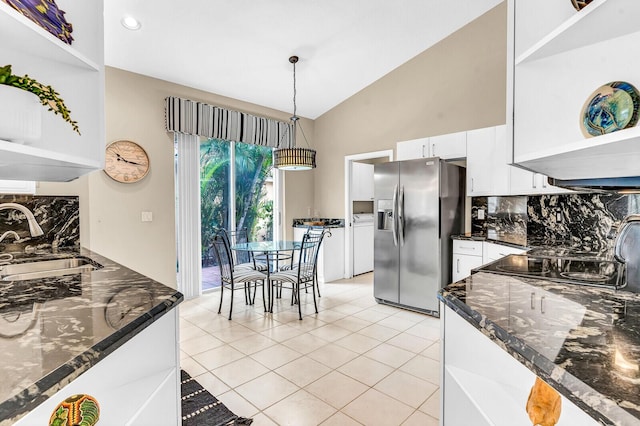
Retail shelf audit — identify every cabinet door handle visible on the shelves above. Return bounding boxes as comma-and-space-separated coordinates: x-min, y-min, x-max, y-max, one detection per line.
432, 143, 435, 156
532, 174, 537, 189
530, 292, 535, 310
456, 258, 460, 273
542, 176, 548, 188
471, 178, 474, 192
540, 295, 546, 314
422, 145, 426, 158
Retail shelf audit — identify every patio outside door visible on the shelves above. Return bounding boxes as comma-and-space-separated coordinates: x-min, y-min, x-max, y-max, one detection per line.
200, 138, 277, 291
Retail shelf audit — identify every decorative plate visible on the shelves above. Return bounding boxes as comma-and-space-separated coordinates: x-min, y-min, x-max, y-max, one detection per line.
3, 0, 73, 44
581, 81, 640, 138
570, 0, 593, 11
49, 394, 100, 426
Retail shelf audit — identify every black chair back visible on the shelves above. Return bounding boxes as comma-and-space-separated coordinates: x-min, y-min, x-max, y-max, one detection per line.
210, 233, 234, 283
222, 228, 252, 265
297, 230, 327, 280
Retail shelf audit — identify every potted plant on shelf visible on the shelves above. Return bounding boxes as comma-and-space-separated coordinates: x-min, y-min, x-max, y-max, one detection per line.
0, 64, 80, 141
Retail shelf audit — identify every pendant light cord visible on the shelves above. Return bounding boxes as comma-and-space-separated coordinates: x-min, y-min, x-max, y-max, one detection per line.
292, 58, 297, 121
289, 55, 311, 149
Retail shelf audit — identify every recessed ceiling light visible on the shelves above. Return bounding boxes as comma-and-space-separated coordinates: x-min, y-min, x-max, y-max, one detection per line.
121, 16, 141, 31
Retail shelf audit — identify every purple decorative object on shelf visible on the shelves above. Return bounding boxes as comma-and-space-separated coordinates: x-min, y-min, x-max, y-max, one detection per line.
3, 0, 73, 44
570, 0, 593, 11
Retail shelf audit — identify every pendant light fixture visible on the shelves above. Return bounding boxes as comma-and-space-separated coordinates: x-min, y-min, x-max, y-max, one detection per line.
274, 56, 317, 171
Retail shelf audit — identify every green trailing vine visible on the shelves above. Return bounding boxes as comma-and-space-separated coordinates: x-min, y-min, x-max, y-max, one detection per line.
0, 64, 80, 135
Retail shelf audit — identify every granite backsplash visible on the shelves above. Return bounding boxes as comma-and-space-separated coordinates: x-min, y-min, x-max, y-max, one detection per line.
472, 193, 640, 254
0, 195, 79, 253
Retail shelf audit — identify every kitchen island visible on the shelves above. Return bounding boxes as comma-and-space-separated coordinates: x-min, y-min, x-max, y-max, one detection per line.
0, 248, 183, 425
439, 270, 640, 425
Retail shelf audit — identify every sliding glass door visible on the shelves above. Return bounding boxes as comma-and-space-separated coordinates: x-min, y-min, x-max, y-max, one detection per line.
200, 138, 277, 290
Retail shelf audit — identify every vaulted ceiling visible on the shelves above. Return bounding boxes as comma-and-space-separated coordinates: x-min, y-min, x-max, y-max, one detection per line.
105, 0, 502, 119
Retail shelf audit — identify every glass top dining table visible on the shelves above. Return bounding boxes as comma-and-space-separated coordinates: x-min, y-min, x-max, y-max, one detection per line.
231, 240, 301, 253
231, 240, 301, 313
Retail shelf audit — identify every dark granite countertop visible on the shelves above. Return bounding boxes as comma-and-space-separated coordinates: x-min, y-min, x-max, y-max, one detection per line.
439, 272, 640, 425
452, 233, 614, 260
292, 218, 345, 228
452, 232, 528, 249
0, 248, 183, 425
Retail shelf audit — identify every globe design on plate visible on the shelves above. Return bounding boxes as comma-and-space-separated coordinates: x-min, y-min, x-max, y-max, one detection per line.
581, 81, 640, 137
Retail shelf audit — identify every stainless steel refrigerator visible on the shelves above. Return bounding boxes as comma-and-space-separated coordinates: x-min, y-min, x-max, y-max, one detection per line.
374, 158, 464, 316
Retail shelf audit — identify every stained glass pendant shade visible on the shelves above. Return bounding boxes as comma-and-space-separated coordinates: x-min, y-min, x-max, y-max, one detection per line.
274, 56, 317, 171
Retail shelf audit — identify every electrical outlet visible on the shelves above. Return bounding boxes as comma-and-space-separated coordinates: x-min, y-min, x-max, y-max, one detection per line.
477, 209, 485, 220
141, 211, 153, 222
556, 210, 562, 223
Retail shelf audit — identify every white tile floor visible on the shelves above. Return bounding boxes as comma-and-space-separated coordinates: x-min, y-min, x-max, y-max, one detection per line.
179, 273, 441, 426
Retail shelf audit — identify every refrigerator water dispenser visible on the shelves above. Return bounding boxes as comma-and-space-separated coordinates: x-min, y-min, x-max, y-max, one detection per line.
377, 199, 394, 230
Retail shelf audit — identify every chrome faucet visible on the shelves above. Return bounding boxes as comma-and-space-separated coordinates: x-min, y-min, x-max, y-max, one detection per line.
0, 203, 44, 238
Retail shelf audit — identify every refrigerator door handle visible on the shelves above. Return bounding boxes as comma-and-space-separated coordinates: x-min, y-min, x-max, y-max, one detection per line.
392, 184, 398, 246
438, 198, 442, 239
399, 186, 405, 246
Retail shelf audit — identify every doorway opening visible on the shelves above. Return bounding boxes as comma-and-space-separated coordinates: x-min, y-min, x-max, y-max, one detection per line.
344, 150, 394, 279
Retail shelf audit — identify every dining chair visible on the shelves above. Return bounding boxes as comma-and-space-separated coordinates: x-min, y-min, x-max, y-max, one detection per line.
280, 227, 330, 298
219, 228, 268, 272
210, 234, 267, 319
269, 229, 328, 320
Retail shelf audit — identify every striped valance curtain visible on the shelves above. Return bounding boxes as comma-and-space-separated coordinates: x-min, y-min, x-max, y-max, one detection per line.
165, 96, 293, 148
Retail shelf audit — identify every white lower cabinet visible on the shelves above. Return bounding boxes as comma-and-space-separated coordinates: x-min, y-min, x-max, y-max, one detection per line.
442, 303, 599, 425
452, 240, 484, 282
318, 227, 345, 282
353, 224, 374, 275
14, 310, 180, 426
483, 242, 525, 264
293, 227, 345, 283
453, 240, 526, 283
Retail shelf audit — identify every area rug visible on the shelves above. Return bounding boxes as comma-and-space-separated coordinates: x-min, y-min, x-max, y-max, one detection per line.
181, 370, 253, 426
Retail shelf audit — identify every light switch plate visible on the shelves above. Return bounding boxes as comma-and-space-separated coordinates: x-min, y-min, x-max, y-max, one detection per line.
477, 209, 485, 220
141, 211, 153, 222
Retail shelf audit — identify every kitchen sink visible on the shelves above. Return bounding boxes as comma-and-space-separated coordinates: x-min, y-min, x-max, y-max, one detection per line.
0, 257, 101, 281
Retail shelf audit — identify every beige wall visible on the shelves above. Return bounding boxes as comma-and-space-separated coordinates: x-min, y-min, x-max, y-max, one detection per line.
36, 3, 506, 287
40, 67, 314, 287
313, 3, 507, 217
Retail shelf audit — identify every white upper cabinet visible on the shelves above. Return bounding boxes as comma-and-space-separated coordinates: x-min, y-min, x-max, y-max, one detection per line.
509, 0, 640, 180
396, 137, 430, 161
429, 131, 467, 160
467, 126, 509, 196
467, 125, 571, 196
397, 131, 466, 161
509, 167, 572, 195
351, 162, 374, 201
0, 1, 105, 182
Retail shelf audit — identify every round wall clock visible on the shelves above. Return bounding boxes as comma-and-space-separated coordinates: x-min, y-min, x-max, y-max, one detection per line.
104, 140, 150, 183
